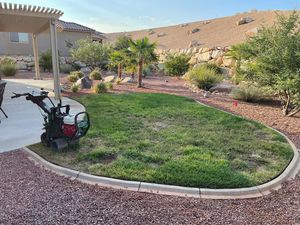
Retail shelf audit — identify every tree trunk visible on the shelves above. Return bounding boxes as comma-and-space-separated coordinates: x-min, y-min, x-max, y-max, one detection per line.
118, 63, 122, 79
137, 59, 143, 88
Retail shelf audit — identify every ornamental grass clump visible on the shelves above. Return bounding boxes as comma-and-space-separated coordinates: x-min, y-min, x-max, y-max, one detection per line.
185, 64, 222, 90
94, 82, 108, 94
89, 68, 102, 80
230, 82, 265, 102
0, 57, 17, 77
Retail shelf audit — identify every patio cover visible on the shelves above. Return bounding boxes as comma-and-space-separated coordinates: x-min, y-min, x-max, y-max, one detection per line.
0, 2, 64, 99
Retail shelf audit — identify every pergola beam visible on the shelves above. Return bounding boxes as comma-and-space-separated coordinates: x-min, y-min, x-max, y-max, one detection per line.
0, 2, 63, 18
32, 34, 40, 80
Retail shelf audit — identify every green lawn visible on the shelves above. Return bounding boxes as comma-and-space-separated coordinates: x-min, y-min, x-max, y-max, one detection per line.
30, 93, 294, 188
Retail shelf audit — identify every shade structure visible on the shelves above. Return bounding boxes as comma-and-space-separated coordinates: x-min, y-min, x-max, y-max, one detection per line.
0, 2, 64, 99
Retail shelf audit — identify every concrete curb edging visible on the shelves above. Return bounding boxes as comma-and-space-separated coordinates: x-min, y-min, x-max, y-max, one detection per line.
23, 139, 299, 199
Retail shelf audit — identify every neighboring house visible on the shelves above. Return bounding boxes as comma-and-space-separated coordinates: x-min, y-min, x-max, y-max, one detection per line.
0, 20, 105, 57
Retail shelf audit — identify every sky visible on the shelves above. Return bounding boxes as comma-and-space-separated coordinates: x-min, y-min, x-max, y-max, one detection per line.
3, 0, 300, 33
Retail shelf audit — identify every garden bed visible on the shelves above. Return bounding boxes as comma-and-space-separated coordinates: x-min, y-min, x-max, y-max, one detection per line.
30, 93, 294, 189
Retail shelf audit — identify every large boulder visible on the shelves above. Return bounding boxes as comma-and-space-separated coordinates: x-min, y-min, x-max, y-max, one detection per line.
236, 17, 254, 26
76, 76, 92, 89
103, 75, 115, 83
121, 77, 134, 83
17, 62, 27, 70
245, 27, 258, 37
191, 28, 200, 33
211, 50, 223, 59
157, 32, 166, 37
209, 81, 236, 93
222, 56, 236, 67
197, 51, 212, 62
80, 67, 91, 74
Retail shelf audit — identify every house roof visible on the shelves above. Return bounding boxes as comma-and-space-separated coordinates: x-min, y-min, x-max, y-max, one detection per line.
56, 20, 106, 39
57, 20, 94, 33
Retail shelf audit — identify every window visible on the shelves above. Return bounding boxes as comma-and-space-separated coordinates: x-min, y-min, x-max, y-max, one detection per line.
10, 32, 29, 43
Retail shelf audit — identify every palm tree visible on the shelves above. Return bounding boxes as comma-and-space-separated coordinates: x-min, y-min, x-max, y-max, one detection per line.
109, 50, 126, 79
109, 35, 133, 79
129, 37, 157, 87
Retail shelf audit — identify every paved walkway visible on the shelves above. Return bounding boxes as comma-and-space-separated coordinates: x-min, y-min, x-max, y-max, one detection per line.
0, 80, 84, 152
0, 150, 299, 224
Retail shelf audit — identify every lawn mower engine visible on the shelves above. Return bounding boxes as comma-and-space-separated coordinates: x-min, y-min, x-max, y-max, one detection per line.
11, 89, 90, 150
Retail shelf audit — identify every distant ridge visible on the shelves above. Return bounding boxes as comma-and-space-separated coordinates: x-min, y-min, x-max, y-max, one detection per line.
105, 10, 294, 49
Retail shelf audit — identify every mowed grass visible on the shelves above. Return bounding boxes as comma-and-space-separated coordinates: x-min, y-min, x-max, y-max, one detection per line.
30, 93, 294, 188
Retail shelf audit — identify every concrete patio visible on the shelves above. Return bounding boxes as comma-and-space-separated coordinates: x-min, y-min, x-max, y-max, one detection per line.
0, 80, 84, 152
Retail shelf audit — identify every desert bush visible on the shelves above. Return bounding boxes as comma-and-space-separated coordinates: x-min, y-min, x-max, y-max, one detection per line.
227, 11, 300, 116
71, 71, 84, 79
230, 83, 265, 102
89, 68, 102, 80
0, 63, 17, 76
68, 74, 78, 83
0, 57, 16, 65
205, 63, 222, 74
164, 53, 190, 76
60, 64, 74, 74
39, 49, 53, 72
94, 82, 108, 94
70, 38, 112, 69
71, 84, 80, 93
185, 64, 223, 90
106, 82, 113, 90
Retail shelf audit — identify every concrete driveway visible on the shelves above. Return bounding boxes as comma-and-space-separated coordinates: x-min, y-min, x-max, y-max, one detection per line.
0, 80, 84, 152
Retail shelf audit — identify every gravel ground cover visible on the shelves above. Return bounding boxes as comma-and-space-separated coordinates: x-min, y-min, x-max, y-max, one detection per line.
0, 150, 299, 225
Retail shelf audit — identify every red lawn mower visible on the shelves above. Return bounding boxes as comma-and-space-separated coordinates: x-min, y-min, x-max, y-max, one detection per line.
11, 89, 90, 150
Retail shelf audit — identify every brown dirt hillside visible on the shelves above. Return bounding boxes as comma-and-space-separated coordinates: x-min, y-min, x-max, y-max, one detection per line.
105, 10, 294, 49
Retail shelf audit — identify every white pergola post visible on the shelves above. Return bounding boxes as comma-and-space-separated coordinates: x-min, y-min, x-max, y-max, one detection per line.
31, 33, 41, 80
49, 18, 61, 100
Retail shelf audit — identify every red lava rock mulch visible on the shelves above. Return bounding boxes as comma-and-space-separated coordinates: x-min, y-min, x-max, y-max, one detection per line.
0, 150, 299, 225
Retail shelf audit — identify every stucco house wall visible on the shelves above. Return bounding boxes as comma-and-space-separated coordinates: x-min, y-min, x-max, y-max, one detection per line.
0, 31, 91, 57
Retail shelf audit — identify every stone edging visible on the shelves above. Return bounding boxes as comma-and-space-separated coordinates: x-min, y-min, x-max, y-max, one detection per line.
22, 99, 300, 199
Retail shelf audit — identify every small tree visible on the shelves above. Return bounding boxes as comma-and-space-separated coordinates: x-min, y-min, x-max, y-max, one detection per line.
109, 35, 133, 79
164, 53, 190, 76
129, 37, 157, 87
228, 11, 300, 117
109, 51, 127, 79
70, 38, 111, 69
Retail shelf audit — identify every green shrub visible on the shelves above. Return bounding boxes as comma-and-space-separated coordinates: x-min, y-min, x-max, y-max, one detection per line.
94, 82, 107, 93
89, 69, 102, 80
0, 63, 17, 76
0, 57, 16, 65
71, 84, 80, 93
164, 53, 190, 76
39, 49, 53, 72
142, 65, 152, 77
106, 82, 113, 90
68, 74, 79, 83
205, 63, 222, 74
185, 64, 223, 90
68, 71, 84, 83
230, 83, 265, 102
60, 64, 74, 74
